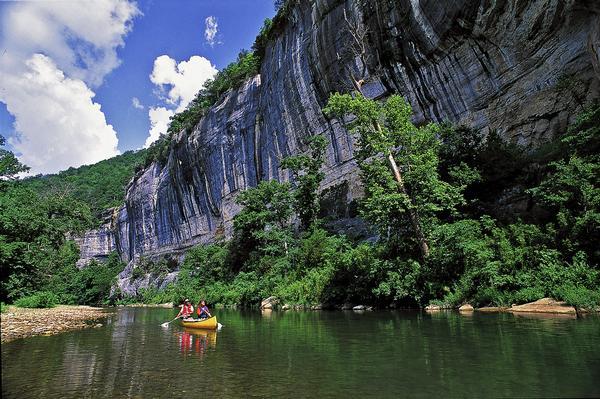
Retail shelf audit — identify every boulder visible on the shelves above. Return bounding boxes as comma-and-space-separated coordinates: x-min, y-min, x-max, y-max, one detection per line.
311, 304, 323, 310
425, 304, 441, 311
353, 305, 366, 311
260, 296, 279, 310
459, 304, 474, 312
341, 303, 353, 310
509, 298, 576, 314
281, 304, 291, 311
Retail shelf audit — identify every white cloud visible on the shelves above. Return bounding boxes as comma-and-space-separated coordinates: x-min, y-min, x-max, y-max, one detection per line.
143, 54, 217, 147
204, 16, 218, 47
144, 107, 174, 148
1, 0, 139, 88
0, 0, 139, 175
150, 55, 218, 112
5, 55, 119, 175
132, 97, 144, 110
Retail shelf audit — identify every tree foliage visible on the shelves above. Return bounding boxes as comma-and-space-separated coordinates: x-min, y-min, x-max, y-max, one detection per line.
281, 135, 327, 230
0, 135, 29, 180
324, 94, 475, 255
23, 150, 145, 217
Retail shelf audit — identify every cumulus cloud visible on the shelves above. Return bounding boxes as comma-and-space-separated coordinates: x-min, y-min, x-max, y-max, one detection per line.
204, 16, 218, 47
1, 0, 139, 87
144, 107, 175, 148
132, 97, 144, 110
5, 55, 119, 174
143, 55, 217, 147
150, 55, 218, 112
0, 0, 139, 175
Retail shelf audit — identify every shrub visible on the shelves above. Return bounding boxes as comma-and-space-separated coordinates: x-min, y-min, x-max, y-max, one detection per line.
182, 244, 229, 283
14, 291, 58, 308
554, 285, 600, 310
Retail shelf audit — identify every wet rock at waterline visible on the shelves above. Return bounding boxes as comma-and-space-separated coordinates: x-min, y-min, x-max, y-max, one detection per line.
261, 296, 279, 310
509, 298, 576, 314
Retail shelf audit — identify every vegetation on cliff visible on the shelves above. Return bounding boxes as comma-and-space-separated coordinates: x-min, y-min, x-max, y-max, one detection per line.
135, 98, 600, 310
143, 0, 298, 168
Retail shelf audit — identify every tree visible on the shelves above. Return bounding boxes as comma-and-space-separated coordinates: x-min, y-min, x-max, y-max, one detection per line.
324, 94, 470, 259
281, 135, 327, 230
0, 135, 29, 180
233, 180, 294, 258
331, 9, 434, 257
0, 185, 94, 301
341, 8, 371, 93
528, 102, 600, 264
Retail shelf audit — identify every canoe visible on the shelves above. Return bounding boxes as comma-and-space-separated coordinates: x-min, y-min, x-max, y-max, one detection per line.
180, 316, 218, 330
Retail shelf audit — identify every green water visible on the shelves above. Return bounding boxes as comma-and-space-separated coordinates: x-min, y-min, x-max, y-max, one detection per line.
2, 308, 599, 398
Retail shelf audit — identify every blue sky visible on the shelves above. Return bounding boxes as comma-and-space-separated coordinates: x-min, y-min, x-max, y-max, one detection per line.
0, 0, 275, 174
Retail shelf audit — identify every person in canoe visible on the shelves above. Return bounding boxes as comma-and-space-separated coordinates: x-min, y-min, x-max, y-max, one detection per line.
177, 299, 194, 320
197, 300, 212, 319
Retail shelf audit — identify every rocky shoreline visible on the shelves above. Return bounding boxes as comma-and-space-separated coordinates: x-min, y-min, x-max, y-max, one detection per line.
1, 305, 111, 343
424, 298, 598, 317
254, 296, 598, 317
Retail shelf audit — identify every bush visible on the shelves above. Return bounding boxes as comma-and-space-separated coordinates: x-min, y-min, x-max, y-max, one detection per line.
14, 291, 58, 308
182, 243, 229, 283
554, 285, 600, 310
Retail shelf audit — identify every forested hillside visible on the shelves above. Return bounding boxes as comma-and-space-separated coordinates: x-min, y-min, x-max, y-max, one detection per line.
22, 150, 145, 217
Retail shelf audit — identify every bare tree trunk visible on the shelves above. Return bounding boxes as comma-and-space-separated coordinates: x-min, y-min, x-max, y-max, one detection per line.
386, 152, 430, 259
344, 9, 429, 259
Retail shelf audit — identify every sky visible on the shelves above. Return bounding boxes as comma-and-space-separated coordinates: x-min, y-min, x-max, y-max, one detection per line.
0, 0, 276, 175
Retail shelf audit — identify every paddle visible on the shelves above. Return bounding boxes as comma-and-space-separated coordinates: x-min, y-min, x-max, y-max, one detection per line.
161, 316, 180, 328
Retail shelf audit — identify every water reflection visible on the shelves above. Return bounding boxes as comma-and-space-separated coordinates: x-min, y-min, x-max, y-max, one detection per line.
177, 329, 217, 358
2, 308, 599, 398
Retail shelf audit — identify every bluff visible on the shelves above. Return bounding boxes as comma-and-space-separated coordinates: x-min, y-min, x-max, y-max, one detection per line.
75, 0, 600, 295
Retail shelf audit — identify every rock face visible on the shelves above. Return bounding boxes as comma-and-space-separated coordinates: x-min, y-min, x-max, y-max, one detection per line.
77, 0, 599, 292
74, 210, 116, 268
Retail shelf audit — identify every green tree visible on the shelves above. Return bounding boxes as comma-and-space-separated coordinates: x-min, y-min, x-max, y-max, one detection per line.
281, 135, 327, 230
528, 102, 600, 264
232, 180, 294, 260
324, 94, 472, 258
0, 185, 94, 301
0, 135, 29, 180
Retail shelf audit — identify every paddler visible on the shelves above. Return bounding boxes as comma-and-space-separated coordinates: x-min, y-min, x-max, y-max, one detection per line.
177, 299, 194, 320
197, 300, 212, 319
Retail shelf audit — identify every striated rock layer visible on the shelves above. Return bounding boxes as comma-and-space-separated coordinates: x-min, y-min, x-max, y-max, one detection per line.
75, 0, 600, 293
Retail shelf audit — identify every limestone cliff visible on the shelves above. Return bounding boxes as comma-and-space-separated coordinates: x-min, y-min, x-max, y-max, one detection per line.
76, 0, 600, 294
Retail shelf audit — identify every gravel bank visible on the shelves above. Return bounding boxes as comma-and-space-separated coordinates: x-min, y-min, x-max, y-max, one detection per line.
1, 305, 111, 343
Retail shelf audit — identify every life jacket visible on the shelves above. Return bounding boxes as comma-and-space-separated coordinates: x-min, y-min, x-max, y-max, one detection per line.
182, 303, 193, 315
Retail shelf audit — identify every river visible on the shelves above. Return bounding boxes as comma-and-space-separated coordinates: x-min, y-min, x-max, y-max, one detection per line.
2, 308, 599, 398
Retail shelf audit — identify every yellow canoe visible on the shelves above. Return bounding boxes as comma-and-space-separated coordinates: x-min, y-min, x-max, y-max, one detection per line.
180, 316, 218, 330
